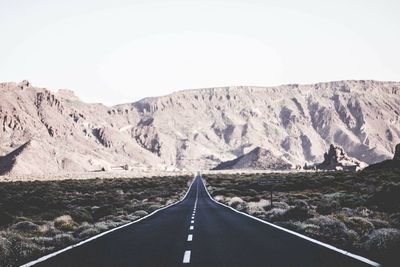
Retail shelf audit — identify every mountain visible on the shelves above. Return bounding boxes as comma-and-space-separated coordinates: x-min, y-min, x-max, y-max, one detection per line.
364, 143, 400, 171
314, 144, 368, 171
1, 80, 400, 176
0, 81, 166, 175
212, 147, 293, 170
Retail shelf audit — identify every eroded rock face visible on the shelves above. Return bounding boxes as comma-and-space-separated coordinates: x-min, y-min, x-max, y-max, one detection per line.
0, 80, 400, 176
316, 144, 368, 171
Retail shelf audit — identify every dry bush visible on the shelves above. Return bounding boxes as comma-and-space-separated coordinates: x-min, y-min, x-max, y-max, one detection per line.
363, 228, 400, 266
11, 221, 40, 233
133, 210, 148, 217
54, 215, 77, 231
342, 216, 375, 236
363, 228, 400, 251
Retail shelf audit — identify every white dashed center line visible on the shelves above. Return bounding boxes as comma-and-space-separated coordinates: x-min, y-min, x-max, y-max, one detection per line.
183, 250, 191, 263
182, 177, 200, 264
187, 234, 193, 241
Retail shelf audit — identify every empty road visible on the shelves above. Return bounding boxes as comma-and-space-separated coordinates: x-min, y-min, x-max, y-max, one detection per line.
27, 175, 379, 267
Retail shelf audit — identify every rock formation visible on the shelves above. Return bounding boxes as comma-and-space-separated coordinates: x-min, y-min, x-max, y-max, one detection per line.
315, 144, 368, 171
394, 144, 400, 160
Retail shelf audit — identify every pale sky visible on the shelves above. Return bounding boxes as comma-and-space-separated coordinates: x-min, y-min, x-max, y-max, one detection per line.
0, 0, 399, 105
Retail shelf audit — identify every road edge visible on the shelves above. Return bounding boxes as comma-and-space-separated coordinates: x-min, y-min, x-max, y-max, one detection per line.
201, 176, 381, 267
20, 176, 196, 267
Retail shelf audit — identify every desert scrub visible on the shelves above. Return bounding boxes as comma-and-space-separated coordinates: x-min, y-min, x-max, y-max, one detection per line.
0, 175, 190, 266
205, 170, 400, 266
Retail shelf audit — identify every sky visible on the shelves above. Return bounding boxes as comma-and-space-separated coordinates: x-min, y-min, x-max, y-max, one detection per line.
0, 0, 399, 105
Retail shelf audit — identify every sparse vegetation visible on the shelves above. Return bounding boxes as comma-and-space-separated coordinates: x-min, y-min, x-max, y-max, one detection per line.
204, 170, 400, 266
0, 176, 190, 266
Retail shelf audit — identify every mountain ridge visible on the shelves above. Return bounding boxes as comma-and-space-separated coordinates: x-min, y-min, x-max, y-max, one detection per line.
1, 80, 399, 176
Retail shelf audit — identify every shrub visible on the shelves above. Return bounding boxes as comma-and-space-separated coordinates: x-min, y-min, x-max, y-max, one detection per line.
124, 214, 139, 221
282, 207, 312, 221
148, 204, 162, 212
306, 216, 359, 247
78, 228, 100, 239
266, 201, 290, 210
283, 221, 320, 235
30, 236, 53, 247
70, 209, 93, 223
133, 210, 148, 217
54, 215, 77, 231
228, 197, 247, 212
389, 213, 400, 228
11, 221, 40, 233
368, 219, 390, 229
0, 236, 14, 267
247, 199, 269, 215
123, 204, 137, 213
92, 205, 115, 221
316, 200, 340, 215
95, 221, 119, 231
344, 217, 374, 235
265, 208, 289, 221
53, 233, 76, 247
363, 228, 400, 251
214, 195, 226, 202
3, 232, 42, 265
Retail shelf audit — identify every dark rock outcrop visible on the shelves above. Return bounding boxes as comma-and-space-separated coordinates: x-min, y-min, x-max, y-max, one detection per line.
364, 143, 400, 171
394, 144, 400, 160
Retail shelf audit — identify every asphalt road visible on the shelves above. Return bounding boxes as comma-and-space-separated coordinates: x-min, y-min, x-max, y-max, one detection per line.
30, 175, 378, 267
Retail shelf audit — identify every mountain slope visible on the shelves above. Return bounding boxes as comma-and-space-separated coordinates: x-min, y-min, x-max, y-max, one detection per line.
1, 80, 400, 175
0, 81, 166, 175
120, 80, 400, 169
212, 147, 293, 170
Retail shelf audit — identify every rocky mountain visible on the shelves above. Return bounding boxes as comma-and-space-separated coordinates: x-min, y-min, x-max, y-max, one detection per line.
212, 147, 293, 170
364, 143, 400, 171
1, 80, 400, 176
314, 144, 368, 171
0, 81, 165, 175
